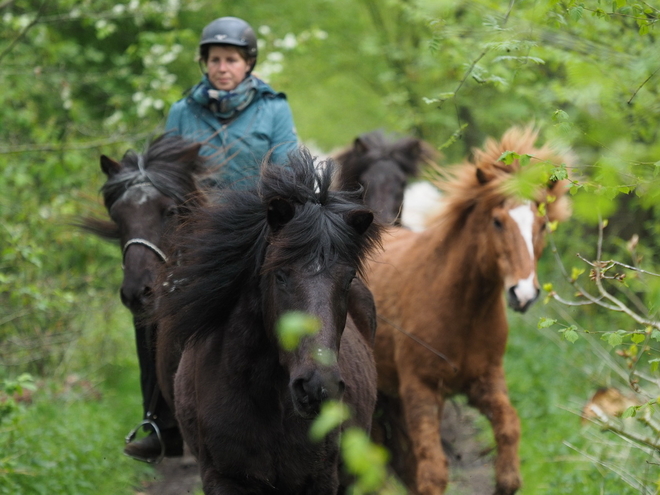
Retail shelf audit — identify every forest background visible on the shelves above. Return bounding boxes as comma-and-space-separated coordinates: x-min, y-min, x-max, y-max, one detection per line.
1, 0, 659, 493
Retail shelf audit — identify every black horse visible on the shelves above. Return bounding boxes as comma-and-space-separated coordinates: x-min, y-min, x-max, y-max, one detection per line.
334, 130, 436, 225
155, 148, 382, 494
81, 134, 207, 461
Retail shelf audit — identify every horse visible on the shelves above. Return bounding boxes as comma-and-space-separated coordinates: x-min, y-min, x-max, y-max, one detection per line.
80, 134, 207, 461
366, 127, 573, 495
333, 130, 436, 225
154, 148, 382, 494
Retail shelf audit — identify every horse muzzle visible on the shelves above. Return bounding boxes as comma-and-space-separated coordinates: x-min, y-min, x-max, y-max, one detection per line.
506, 284, 539, 313
290, 368, 345, 419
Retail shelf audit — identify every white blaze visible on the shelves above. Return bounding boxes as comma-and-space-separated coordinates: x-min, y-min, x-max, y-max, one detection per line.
509, 203, 536, 304
124, 184, 160, 205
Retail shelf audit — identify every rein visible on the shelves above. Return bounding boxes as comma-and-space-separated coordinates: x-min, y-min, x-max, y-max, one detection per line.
377, 314, 458, 374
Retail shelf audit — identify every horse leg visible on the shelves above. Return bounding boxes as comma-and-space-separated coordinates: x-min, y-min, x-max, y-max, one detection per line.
399, 376, 448, 495
467, 369, 521, 495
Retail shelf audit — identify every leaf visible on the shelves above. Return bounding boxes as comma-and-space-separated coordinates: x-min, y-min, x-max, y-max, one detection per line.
276, 312, 320, 351
651, 329, 660, 342
570, 6, 584, 21
538, 317, 557, 329
630, 333, 646, 344
571, 267, 585, 281
561, 327, 579, 343
602, 332, 623, 347
543, 283, 554, 292
621, 405, 637, 419
308, 400, 351, 442
498, 151, 519, 166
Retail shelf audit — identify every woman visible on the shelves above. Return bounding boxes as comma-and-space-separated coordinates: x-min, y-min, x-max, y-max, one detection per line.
124, 16, 299, 462
165, 16, 299, 190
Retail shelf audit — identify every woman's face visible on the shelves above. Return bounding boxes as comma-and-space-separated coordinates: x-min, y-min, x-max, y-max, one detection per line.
205, 45, 251, 91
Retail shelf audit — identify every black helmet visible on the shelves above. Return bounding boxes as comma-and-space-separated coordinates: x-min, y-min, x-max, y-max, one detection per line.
199, 17, 258, 62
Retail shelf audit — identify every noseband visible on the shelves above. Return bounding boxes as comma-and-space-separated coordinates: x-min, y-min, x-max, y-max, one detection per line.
119, 155, 170, 270
122, 238, 168, 270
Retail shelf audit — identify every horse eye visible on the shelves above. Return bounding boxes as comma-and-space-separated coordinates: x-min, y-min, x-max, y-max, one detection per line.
275, 270, 288, 286
493, 217, 503, 230
165, 205, 178, 218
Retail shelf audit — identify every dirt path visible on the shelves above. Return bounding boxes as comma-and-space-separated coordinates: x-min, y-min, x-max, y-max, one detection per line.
135, 401, 494, 495
136, 445, 202, 495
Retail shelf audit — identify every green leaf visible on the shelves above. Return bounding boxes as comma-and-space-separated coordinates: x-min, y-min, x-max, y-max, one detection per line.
498, 151, 519, 166
538, 317, 557, 329
308, 400, 351, 441
561, 327, 579, 343
630, 333, 646, 344
621, 405, 637, 419
651, 329, 660, 342
569, 6, 584, 21
601, 330, 627, 347
276, 312, 320, 351
571, 267, 585, 281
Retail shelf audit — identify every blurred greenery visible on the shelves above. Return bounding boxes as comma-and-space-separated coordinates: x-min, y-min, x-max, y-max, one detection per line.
2, 0, 659, 493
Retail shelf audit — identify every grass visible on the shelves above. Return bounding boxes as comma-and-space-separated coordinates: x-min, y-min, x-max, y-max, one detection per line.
0, 299, 156, 495
504, 302, 658, 494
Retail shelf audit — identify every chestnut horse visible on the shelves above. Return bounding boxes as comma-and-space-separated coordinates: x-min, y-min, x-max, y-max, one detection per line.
334, 130, 435, 225
367, 127, 572, 494
155, 148, 382, 494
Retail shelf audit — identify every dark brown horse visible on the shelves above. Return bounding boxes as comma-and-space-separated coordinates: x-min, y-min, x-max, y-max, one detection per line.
81, 134, 207, 461
367, 127, 573, 494
334, 130, 436, 225
155, 148, 382, 494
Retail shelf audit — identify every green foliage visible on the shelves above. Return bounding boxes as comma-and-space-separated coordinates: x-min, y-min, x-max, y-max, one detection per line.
276, 311, 321, 351
2, 0, 660, 492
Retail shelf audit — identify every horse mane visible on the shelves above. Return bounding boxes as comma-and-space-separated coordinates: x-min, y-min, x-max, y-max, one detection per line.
79, 134, 208, 240
157, 147, 382, 348
428, 126, 573, 232
334, 130, 436, 188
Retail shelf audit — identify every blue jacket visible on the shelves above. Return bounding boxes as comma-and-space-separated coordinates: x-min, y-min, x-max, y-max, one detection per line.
165, 79, 298, 190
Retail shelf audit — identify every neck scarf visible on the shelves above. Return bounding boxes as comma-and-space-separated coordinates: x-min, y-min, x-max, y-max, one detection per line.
191, 74, 258, 120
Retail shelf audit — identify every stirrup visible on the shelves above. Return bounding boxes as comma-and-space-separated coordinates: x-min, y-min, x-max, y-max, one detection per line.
124, 418, 165, 464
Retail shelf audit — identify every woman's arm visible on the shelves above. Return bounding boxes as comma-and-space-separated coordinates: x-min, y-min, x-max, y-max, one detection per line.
267, 98, 299, 165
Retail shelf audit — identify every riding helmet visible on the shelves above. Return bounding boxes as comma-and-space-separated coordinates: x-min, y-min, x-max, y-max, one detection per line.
199, 17, 258, 63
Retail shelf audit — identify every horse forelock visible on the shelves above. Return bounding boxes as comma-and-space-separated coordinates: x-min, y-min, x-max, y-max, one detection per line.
261, 148, 381, 277
101, 135, 207, 210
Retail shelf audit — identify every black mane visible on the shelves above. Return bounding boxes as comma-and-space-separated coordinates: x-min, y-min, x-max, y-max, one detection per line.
335, 130, 432, 188
157, 147, 382, 348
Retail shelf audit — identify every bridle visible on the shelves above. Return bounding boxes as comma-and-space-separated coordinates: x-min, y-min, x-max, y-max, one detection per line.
118, 155, 170, 270
122, 238, 168, 270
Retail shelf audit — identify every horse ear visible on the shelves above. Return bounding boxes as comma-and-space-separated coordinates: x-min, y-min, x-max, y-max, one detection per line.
353, 137, 369, 154
180, 143, 202, 165
267, 197, 295, 231
346, 210, 374, 235
100, 155, 122, 177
